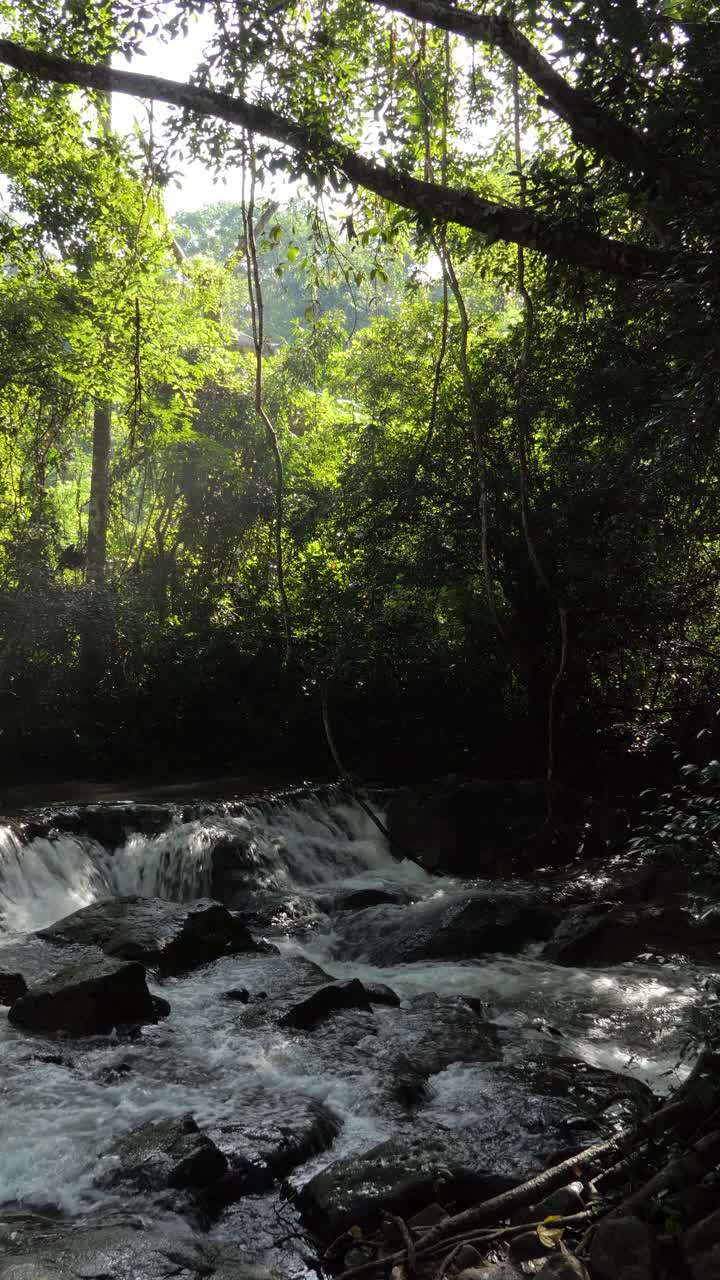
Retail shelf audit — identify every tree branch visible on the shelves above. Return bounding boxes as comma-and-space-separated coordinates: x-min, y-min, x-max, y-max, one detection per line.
365, 0, 675, 184
0, 40, 702, 279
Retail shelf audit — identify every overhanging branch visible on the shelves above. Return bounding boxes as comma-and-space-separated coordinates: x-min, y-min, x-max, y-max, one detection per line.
0, 39, 701, 279
365, 0, 674, 184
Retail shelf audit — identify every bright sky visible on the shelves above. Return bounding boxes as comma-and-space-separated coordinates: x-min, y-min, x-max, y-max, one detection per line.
111, 13, 297, 215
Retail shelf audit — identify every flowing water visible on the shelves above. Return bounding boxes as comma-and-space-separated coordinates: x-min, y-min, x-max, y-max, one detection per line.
0, 791, 710, 1250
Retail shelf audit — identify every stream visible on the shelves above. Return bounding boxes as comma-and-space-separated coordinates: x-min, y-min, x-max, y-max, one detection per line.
0, 788, 712, 1275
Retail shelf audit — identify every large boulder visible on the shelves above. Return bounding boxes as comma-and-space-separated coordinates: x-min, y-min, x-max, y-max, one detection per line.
206, 827, 286, 905
391, 994, 502, 1075
590, 1216, 656, 1280
318, 886, 415, 913
545, 904, 720, 967
297, 1131, 515, 1239
209, 1090, 341, 1195
101, 1114, 227, 1200
278, 979, 374, 1029
7, 958, 167, 1035
0, 972, 27, 1005
21, 803, 173, 848
38, 896, 263, 975
332, 891, 561, 966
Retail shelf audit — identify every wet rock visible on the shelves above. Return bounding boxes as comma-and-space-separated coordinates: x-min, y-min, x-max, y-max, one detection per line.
389, 1053, 432, 1109
538, 1254, 590, 1278
232, 891, 320, 931
321, 887, 414, 912
590, 1216, 656, 1280
546, 904, 720, 967
223, 988, 251, 1003
102, 1114, 227, 1198
344, 892, 561, 966
0, 972, 27, 1005
297, 1132, 515, 1239
396, 994, 502, 1075
21, 803, 172, 848
456, 1267, 522, 1280
454, 1245, 483, 1269
510, 1229, 555, 1262
0, 1223, 284, 1280
278, 978, 374, 1029
96, 1057, 134, 1084
209, 1091, 341, 1195
514, 1050, 655, 1129
207, 829, 286, 906
7, 958, 166, 1036
364, 982, 401, 1008
39, 896, 263, 975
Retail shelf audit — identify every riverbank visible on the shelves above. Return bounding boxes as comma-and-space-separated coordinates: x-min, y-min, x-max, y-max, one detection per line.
0, 784, 718, 1280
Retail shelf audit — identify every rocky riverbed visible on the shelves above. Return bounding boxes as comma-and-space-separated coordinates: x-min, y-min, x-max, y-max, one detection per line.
0, 783, 719, 1280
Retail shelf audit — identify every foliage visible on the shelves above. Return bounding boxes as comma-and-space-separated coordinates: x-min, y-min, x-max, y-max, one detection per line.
0, 0, 718, 782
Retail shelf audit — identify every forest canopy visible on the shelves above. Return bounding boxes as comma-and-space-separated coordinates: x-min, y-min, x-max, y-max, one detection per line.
0, 0, 718, 782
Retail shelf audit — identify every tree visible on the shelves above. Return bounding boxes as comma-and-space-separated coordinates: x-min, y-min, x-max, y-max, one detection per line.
0, 1, 716, 279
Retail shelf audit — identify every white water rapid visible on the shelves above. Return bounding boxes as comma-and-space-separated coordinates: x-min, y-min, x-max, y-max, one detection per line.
0, 792, 710, 1227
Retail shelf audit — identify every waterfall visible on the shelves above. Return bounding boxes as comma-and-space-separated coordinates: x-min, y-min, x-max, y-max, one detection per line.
0, 797, 428, 933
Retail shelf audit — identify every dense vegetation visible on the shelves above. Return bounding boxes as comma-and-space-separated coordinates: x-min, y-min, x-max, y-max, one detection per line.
0, 0, 718, 785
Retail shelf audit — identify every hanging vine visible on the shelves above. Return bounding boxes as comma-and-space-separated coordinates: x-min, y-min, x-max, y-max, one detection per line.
240, 136, 292, 666
511, 64, 568, 819
415, 31, 503, 636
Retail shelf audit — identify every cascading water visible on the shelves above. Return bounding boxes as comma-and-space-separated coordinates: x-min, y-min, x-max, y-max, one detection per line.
0, 790, 710, 1235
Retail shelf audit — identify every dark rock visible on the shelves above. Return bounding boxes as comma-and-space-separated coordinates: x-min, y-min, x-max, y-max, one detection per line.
33, 1052, 73, 1067
232, 891, 320, 932
342, 892, 561, 966
590, 1216, 656, 1280
456, 1267, 522, 1280
396, 995, 502, 1075
209, 1091, 341, 1195
21, 803, 172, 849
96, 1057, 134, 1084
206, 827, 288, 906
297, 1132, 515, 1239
546, 904, 720, 967
510, 1230, 554, 1262
322, 887, 414, 912
537, 1255, 590, 1278
102, 1114, 227, 1198
278, 979, 374, 1029
389, 1053, 432, 1109
39, 896, 263, 975
223, 988, 251, 1004
0, 1223, 284, 1280
454, 1245, 483, 1269
463, 996, 488, 1018
0, 972, 27, 1005
364, 982, 401, 1008
7, 958, 166, 1036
